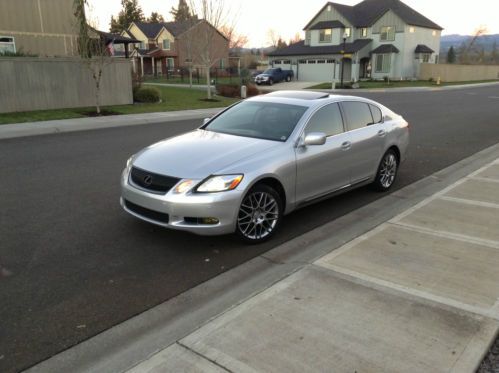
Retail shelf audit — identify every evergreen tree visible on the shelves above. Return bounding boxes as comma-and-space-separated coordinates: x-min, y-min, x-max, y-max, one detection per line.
148, 12, 165, 23
447, 46, 456, 64
170, 0, 194, 22
276, 37, 287, 49
109, 0, 145, 33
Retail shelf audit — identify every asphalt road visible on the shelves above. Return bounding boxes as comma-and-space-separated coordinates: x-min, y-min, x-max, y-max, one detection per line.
1, 85, 499, 373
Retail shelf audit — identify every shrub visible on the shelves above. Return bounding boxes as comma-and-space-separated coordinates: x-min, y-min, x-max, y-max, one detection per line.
216, 83, 240, 98
134, 87, 161, 103
246, 84, 260, 97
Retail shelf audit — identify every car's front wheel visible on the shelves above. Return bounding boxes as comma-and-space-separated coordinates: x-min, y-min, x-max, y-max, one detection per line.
286, 75, 291, 82
236, 184, 282, 244
269, 78, 274, 86
372, 149, 398, 191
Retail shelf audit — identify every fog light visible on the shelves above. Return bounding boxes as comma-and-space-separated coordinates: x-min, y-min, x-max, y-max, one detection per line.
201, 217, 219, 225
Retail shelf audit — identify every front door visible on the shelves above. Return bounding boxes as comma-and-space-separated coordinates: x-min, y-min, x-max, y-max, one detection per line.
295, 103, 352, 203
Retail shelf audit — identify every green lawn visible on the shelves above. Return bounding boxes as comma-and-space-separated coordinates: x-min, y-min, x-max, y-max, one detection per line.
0, 86, 238, 125
144, 76, 244, 86
307, 79, 498, 90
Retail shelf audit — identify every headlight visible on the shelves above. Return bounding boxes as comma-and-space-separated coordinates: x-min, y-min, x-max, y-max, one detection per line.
173, 179, 196, 194
196, 175, 243, 193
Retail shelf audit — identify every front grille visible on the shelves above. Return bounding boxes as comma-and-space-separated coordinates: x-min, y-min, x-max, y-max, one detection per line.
124, 200, 169, 223
130, 167, 180, 194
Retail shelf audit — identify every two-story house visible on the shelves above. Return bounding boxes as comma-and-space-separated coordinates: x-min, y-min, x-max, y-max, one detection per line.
121, 20, 229, 76
268, 0, 442, 82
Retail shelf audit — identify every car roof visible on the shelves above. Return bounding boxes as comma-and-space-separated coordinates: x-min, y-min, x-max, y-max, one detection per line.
247, 91, 376, 108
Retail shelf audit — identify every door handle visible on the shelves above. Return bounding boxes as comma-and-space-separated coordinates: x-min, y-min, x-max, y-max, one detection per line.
377, 129, 386, 137
341, 141, 351, 150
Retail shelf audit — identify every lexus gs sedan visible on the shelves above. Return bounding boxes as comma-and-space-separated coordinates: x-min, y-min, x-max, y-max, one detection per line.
121, 91, 409, 243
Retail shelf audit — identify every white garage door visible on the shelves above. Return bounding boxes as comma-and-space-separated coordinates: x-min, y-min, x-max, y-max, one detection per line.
297, 59, 335, 82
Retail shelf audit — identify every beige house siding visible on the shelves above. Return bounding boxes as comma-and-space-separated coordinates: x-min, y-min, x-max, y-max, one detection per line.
0, 0, 79, 56
371, 10, 406, 33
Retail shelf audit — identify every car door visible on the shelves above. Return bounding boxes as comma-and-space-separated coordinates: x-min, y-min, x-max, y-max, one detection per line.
295, 103, 352, 203
340, 101, 387, 183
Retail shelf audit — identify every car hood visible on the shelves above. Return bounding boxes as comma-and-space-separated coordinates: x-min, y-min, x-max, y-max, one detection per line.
133, 129, 278, 179
256, 74, 269, 78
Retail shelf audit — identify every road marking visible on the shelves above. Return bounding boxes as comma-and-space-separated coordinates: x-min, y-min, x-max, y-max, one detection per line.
466, 92, 478, 95
488, 96, 499, 99
470, 176, 499, 184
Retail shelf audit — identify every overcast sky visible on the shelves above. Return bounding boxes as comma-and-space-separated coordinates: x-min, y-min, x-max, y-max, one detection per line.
87, 0, 499, 47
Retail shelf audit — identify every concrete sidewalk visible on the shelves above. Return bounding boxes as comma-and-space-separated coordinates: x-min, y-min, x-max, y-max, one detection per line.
128, 160, 499, 372
0, 108, 223, 140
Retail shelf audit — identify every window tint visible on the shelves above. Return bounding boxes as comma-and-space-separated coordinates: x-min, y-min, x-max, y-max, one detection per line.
305, 103, 344, 137
369, 104, 383, 124
342, 102, 374, 130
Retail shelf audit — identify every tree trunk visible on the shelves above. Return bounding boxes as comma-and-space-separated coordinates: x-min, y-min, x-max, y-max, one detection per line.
206, 67, 212, 100
189, 67, 193, 88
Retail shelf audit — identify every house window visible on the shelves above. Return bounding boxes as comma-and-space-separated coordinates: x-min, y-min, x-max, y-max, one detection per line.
360, 28, 368, 38
282, 60, 291, 64
344, 28, 351, 38
432, 30, 437, 36
167, 58, 174, 69
327, 4, 332, 11
380, 26, 395, 41
0, 36, 16, 54
162, 39, 170, 50
375, 53, 391, 73
422, 53, 430, 63
298, 59, 307, 64
409, 26, 415, 33
317, 59, 326, 64
139, 41, 146, 49
219, 59, 225, 68
319, 29, 332, 43
307, 60, 316, 64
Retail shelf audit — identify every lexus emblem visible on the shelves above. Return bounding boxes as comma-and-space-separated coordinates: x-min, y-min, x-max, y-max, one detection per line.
143, 175, 153, 186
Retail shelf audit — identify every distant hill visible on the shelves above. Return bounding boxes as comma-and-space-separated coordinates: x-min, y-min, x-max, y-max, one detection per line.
441, 34, 499, 52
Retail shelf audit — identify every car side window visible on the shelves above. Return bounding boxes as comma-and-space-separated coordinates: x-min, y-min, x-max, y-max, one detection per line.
369, 104, 383, 124
341, 102, 374, 131
305, 103, 344, 137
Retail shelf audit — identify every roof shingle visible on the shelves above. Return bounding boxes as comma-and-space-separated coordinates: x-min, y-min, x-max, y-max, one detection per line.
268, 39, 372, 57
310, 20, 346, 30
370, 44, 399, 53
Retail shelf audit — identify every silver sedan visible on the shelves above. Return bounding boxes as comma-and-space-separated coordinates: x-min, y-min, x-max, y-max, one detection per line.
121, 91, 409, 243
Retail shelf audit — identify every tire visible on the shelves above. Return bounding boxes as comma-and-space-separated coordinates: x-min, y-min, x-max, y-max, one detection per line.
269, 78, 274, 86
286, 75, 291, 82
236, 184, 283, 244
371, 149, 398, 192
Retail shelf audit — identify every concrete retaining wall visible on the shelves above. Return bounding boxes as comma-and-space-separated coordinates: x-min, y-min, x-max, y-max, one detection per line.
0, 57, 133, 113
420, 63, 499, 82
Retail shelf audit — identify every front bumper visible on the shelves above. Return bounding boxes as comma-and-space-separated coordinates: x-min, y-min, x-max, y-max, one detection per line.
120, 169, 244, 235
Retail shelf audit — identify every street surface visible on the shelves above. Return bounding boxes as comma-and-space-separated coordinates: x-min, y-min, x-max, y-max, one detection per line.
1, 85, 499, 372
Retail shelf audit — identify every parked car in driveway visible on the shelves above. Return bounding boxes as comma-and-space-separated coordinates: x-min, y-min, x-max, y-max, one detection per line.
254, 68, 294, 85
121, 91, 409, 243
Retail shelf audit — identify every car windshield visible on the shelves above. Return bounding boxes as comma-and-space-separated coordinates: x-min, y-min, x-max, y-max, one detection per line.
203, 101, 308, 142
262, 69, 276, 74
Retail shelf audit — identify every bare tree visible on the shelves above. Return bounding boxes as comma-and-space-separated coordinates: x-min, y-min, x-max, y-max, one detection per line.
220, 24, 248, 51
188, 0, 233, 99
74, 0, 113, 114
459, 26, 488, 64
266, 29, 280, 48
289, 32, 302, 45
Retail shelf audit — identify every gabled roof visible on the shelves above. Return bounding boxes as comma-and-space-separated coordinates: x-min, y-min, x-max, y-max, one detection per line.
310, 20, 345, 30
268, 39, 372, 57
132, 20, 202, 39
414, 44, 434, 53
304, 0, 443, 31
371, 44, 399, 53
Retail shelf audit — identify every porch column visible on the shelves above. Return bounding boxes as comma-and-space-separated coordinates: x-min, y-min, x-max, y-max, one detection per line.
132, 58, 136, 73
152, 57, 156, 75
140, 56, 144, 77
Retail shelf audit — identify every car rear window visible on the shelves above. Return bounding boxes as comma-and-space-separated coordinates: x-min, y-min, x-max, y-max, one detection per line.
204, 101, 308, 142
341, 101, 374, 131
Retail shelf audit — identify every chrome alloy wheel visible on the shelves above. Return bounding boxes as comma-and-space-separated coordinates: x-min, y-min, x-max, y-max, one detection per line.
237, 191, 279, 241
379, 152, 397, 188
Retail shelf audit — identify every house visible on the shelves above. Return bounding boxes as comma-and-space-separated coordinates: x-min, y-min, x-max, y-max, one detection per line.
121, 20, 229, 76
0, 0, 137, 57
268, 0, 443, 82
0, 0, 79, 56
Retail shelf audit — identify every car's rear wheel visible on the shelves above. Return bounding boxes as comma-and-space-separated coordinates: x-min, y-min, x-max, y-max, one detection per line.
286, 75, 291, 82
372, 149, 398, 191
236, 184, 282, 244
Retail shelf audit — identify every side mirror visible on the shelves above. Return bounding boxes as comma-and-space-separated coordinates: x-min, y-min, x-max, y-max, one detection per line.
303, 132, 327, 146
203, 118, 211, 125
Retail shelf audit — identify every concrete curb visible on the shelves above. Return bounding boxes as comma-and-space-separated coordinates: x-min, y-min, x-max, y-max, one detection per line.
26, 141, 499, 373
0, 108, 224, 140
